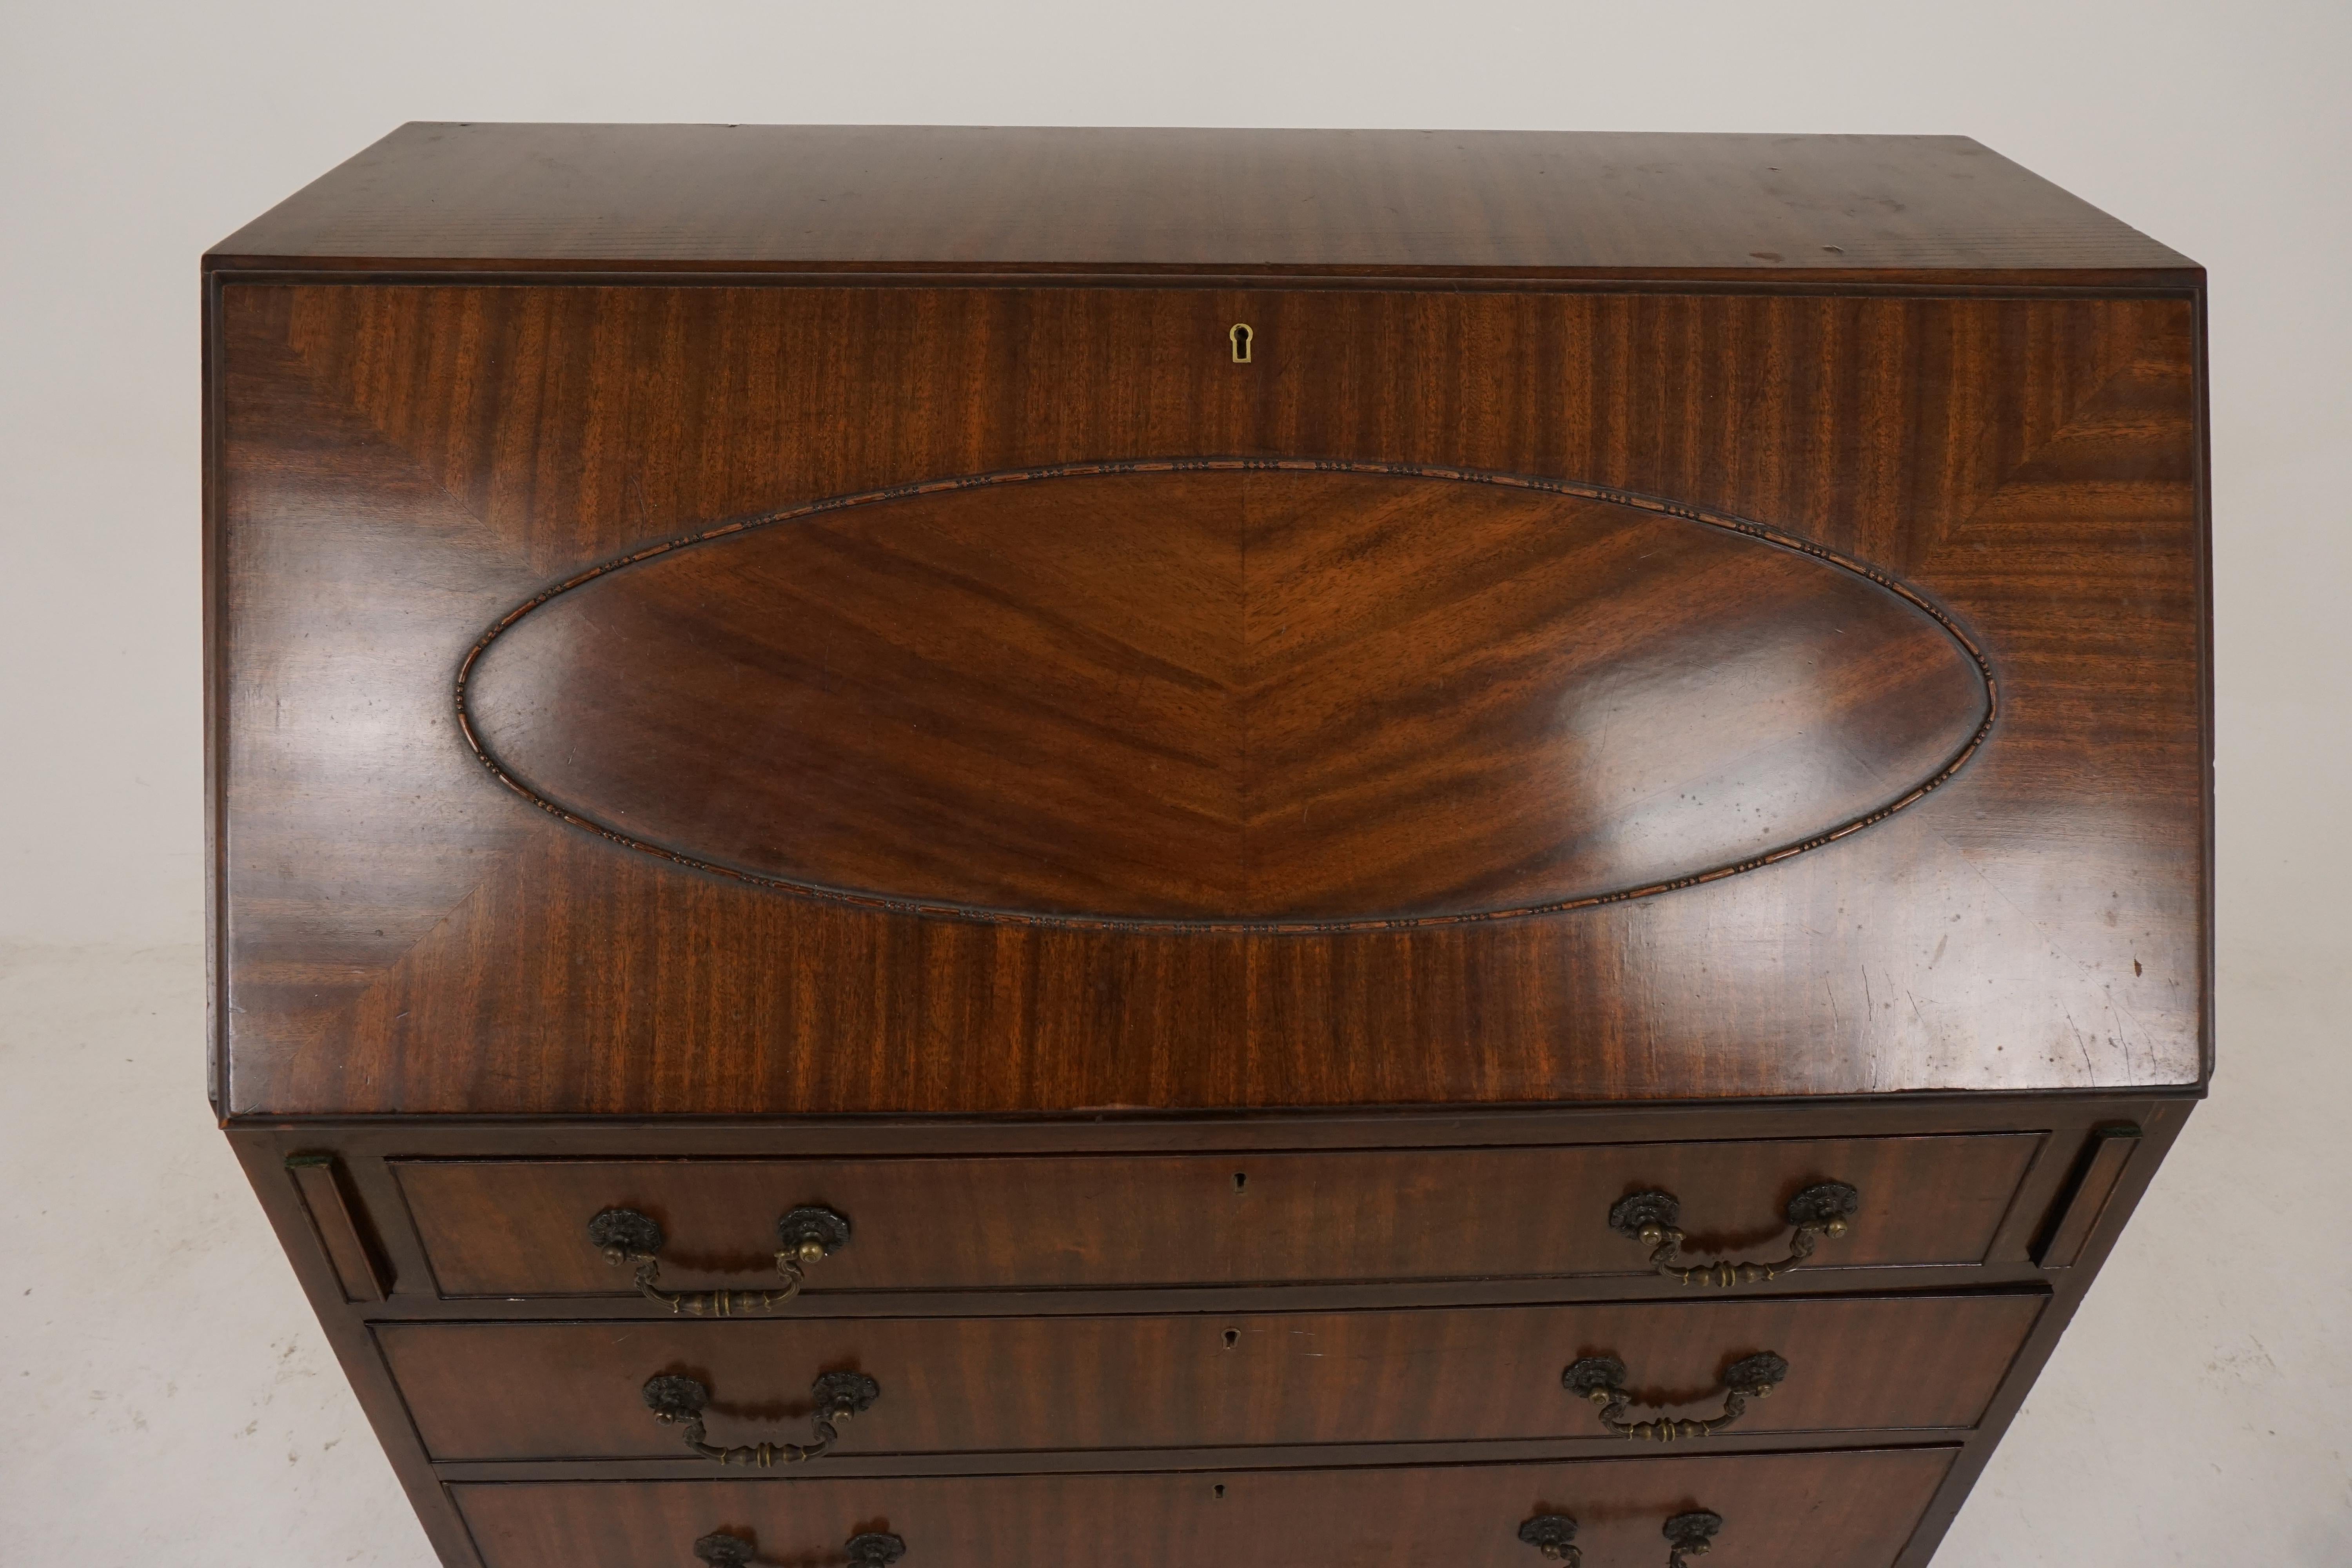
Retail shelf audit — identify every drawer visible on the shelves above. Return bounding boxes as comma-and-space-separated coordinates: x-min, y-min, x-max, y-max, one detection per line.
455, 1447, 1958, 1568
394, 1134, 2041, 1298
381, 1291, 2040, 1461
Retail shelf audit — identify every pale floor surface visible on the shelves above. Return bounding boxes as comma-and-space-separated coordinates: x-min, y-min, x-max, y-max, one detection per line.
3, 942, 2347, 1566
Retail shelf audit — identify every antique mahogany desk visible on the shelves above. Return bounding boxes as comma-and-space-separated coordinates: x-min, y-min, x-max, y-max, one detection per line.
206, 126, 2209, 1568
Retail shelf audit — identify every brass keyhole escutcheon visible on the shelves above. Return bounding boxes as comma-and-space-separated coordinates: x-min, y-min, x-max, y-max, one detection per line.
1229, 323, 1253, 363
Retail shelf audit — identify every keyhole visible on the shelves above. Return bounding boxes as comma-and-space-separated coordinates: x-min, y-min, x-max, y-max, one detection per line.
1229, 323, 1252, 363
1223, 1328, 1240, 1349
1213, 1484, 1227, 1499
1232, 1171, 1248, 1193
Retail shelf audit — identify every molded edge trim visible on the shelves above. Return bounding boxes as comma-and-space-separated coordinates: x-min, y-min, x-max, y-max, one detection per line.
456, 457, 1998, 934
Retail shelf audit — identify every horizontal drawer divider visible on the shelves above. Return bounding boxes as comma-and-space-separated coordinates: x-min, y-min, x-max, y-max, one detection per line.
405, 1262, 2023, 1312
427, 1430, 1972, 1485
376, 1278, 2054, 1323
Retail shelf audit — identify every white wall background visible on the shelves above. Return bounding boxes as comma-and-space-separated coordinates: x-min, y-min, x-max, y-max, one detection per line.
2, 2, 2347, 1563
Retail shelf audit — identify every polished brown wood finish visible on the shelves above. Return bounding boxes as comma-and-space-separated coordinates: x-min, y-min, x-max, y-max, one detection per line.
384, 1293, 2039, 1461
229, 1095, 2190, 1568
2034, 1125, 2144, 1269
209, 128, 2207, 1568
214, 280, 2201, 1116
286, 1155, 390, 1303
463, 463, 1991, 925
396, 1136, 2038, 1298
211, 124, 2189, 287
453, 1449, 1959, 1568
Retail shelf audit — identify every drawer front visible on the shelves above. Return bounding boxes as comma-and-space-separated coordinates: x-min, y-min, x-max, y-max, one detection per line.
382, 1292, 2039, 1461
396, 1133, 2040, 1298
456, 1448, 1957, 1568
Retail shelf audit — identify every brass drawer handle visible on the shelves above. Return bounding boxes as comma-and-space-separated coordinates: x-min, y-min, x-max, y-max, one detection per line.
589, 1205, 850, 1314
1609, 1181, 1858, 1287
695, 1529, 906, 1568
642, 1369, 879, 1466
1660, 1513, 1724, 1568
1563, 1352, 1787, 1441
1520, 1508, 1726, 1566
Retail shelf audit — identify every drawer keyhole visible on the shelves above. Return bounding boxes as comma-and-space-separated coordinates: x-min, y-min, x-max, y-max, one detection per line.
1229, 323, 1253, 363
1232, 1171, 1248, 1193
1222, 1328, 1240, 1349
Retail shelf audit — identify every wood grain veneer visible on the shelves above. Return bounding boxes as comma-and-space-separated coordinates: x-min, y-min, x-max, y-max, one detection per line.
382, 1293, 2040, 1461
460, 463, 1992, 925
452, 1448, 1959, 1568
212, 280, 2203, 1117
207, 127, 2208, 1568
210, 123, 2189, 287
395, 1135, 2039, 1298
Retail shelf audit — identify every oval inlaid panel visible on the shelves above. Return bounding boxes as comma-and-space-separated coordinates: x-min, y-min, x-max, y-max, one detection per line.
461, 461, 1993, 927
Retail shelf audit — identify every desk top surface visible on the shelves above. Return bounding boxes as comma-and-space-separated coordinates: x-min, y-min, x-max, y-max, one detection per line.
210, 123, 2195, 285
